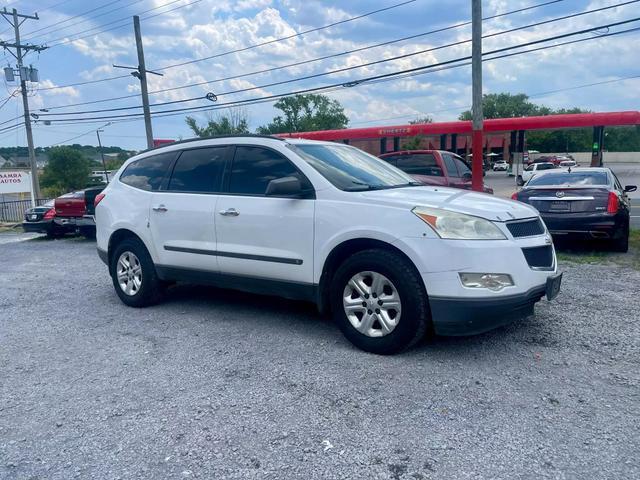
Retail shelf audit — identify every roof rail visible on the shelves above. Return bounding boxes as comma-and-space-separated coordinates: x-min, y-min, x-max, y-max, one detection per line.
137, 134, 286, 155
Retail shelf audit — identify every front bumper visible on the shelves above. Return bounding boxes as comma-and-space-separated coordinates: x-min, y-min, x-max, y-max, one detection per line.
430, 273, 561, 335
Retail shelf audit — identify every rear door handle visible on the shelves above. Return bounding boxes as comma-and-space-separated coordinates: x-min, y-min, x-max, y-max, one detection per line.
152, 205, 168, 212
219, 208, 239, 217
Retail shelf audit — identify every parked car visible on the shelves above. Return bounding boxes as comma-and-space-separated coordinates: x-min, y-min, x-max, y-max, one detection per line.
54, 187, 103, 238
96, 136, 561, 354
516, 162, 557, 186
559, 160, 577, 168
512, 168, 636, 252
493, 160, 508, 171
22, 200, 74, 238
379, 150, 493, 194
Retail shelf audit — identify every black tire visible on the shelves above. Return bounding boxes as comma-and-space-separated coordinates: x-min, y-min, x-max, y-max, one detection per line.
330, 249, 431, 355
611, 222, 629, 253
109, 237, 165, 307
516, 175, 524, 187
79, 226, 96, 239
45, 226, 64, 239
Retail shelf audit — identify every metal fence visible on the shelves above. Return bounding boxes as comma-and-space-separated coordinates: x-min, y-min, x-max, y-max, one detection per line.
0, 199, 52, 223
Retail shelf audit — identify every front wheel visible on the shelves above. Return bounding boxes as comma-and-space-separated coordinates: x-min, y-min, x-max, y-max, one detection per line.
330, 249, 431, 355
109, 238, 165, 307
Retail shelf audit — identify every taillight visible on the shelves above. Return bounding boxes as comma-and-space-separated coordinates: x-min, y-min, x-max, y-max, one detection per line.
511, 192, 519, 200
43, 208, 56, 220
94, 193, 106, 208
607, 192, 619, 214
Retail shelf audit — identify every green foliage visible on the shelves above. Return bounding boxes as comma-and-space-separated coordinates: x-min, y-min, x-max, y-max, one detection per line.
257, 94, 348, 134
402, 135, 425, 150
40, 147, 91, 196
409, 116, 433, 124
186, 109, 250, 137
459, 93, 561, 120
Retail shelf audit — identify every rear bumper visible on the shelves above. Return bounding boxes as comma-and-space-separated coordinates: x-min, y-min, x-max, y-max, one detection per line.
430, 284, 550, 336
542, 212, 626, 239
22, 220, 53, 233
54, 215, 95, 228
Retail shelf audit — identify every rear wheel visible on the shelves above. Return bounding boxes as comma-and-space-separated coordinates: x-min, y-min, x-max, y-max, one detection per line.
611, 221, 629, 253
110, 238, 165, 307
330, 249, 431, 355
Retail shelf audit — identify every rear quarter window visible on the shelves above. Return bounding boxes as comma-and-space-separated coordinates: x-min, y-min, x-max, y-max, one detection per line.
119, 152, 176, 191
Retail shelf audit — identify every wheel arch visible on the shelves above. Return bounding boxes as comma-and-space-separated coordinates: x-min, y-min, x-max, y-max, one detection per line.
107, 228, 148, 268
317, 237, 420, 314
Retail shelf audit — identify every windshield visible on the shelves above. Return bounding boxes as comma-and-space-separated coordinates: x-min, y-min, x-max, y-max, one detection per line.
289, 143, 417, 191
527, 171, 609, 187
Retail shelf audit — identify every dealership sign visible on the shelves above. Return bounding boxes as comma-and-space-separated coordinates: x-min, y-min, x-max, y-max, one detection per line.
0, 171, 32, 194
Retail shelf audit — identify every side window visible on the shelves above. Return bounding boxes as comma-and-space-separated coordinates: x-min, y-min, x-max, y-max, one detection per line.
396, 154, 443, 177
442, 153, 470, 178
168, 147, 227, 193
380, 155, 400, 166
228, 146, 307, 195
525, 165, 534, 172
120, 152, 175, 191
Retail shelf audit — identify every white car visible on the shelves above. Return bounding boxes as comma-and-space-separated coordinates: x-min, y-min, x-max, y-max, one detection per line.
517, 162, 557, 186
559, 160, 577, 168
492, 160, 508, 171
95, 136, 561, 354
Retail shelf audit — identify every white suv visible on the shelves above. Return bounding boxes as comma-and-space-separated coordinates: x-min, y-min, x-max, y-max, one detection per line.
95, 136, 562, 354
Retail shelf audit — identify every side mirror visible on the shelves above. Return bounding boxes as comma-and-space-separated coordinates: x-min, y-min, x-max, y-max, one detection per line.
462, 172, 472, 181
265, 176, 305, 197
624, 185, 637, 193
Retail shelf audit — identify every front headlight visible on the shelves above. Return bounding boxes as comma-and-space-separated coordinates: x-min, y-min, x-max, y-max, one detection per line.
412, 206, 506, 240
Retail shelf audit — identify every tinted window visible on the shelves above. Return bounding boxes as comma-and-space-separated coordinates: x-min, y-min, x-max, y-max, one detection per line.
228, 146, 304, 195
442, 153, 470, 178
537, 164, 556, 171
525, 164, 534, 171
396, 154, 443, 177
168, 147, 226, 193
120, 152, 174, 191
290, 144, 414, 191
527, 171, 609, 187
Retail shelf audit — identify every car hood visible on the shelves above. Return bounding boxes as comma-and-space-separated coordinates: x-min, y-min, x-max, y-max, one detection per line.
358, 186, 538, 222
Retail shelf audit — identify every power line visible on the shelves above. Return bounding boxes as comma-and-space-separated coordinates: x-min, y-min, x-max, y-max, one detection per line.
35, 0, 413, 91
37, 0, 578, 111
35, 12, 640, 117
0, 0, 78, 36
43, 0, 199, 47
24, 0, 147, 43
33, 22, 640, 125
21, 0, 124, 38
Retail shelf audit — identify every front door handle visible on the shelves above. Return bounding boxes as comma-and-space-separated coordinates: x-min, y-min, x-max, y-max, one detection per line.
219, 208, 239, 217
152, 205, 168, 212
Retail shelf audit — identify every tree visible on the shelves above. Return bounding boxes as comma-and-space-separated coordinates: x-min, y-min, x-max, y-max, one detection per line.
186, 108, 250, 137
40, 147, 91, 197
257, 94, 348, 134
459, 93, 553, 120
409, 116, 433, 124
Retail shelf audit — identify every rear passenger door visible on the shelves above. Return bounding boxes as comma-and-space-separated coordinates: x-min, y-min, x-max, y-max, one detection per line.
215, 145, 315, 284
149, 146, 229, 272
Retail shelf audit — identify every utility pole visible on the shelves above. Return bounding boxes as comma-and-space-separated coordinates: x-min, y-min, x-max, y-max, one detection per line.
471, 0, 484, 192
96, 129, 109, 183
113, 16, 162, 150
1, 8, 47, 204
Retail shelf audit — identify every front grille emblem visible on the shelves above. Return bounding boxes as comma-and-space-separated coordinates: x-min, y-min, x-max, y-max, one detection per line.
555, 191, 565, 198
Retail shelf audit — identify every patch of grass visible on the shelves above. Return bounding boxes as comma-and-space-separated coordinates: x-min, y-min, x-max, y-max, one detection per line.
556, 229, 640, 270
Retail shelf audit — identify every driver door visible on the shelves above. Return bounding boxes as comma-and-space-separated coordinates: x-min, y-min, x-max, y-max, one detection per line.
214, 145, 315, 284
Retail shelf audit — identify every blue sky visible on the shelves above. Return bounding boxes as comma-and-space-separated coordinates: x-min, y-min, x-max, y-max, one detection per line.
0, 0, 638, 150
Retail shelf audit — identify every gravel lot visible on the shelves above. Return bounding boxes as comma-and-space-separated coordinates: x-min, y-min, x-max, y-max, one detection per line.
1, 234, 639, 480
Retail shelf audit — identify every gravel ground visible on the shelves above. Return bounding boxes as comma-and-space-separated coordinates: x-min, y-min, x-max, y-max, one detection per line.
1, 233, 639, 480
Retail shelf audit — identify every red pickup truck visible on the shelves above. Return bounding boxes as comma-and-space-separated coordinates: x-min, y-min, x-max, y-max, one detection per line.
53, 187, 103, 238
379, 150, 493, 194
